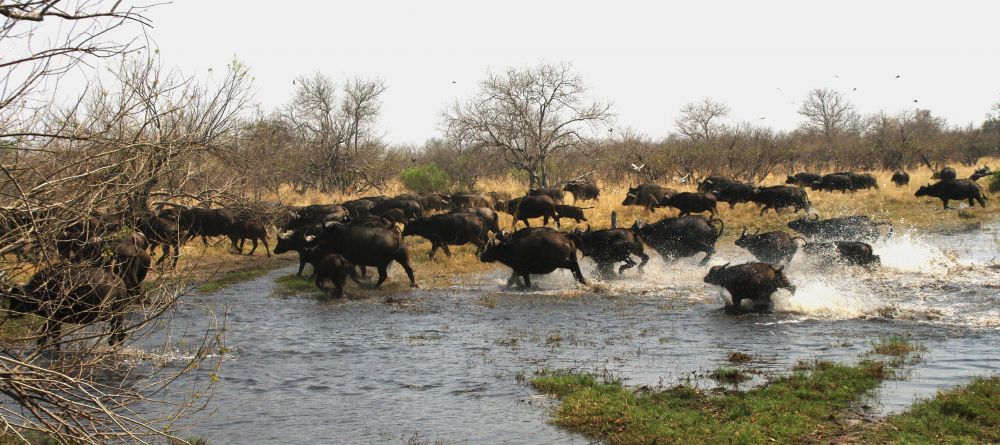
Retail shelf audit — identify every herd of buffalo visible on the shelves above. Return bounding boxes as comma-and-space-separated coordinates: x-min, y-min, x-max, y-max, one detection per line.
0, 166, 994, 347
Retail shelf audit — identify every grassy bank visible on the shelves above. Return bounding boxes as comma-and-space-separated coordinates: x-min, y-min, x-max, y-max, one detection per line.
531, 338, 999, 445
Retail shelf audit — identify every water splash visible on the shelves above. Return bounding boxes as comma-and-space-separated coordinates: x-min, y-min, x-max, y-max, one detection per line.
771, 275, 872, 318
873, 232, 952, 274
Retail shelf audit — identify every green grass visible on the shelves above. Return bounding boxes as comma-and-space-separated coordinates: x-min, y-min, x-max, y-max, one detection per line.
272, 273, 321, 298
532, 359, 890, 444
708, 367, 751, 384
865, 376, 1000, 444
196, 267, 273, 293
870, 334, 924, 356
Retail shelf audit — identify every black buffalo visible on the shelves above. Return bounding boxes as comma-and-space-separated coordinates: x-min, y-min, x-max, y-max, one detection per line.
370, 199, 423, 221
527, 187, 565, 204
569, 225, 649, 277
696, 176, 739, 194
451, 192, 493, 210
341, 198, 378, 218
313, 221, 417, 288
802, 241, 880, 269
787, 215, 892, 241
506, 195, 561, 228
936, 167, 957, 181
751, 186, 810, 215
228, 216, 270, 256
659, 192, 717, 216
554, 204, 591, 223
915, 180, 987, 209
449, 207, 501, 234
734, 228, 802, 265
631, 215, 723, 264
712, 182, 756, 209
402, 213, 488, 258
970, 167, 992, 182
811, 174, 853, 193
135, 213, 182, 268
704, 262, 795, 312
622, 183, 676, 212
562, 181, 600, 202
479, 228, 586, 289
891, 171, 910, 186
7, 265, 134, 348
73, 232, 151, 300
310, 251, 359, 298
159, 207, 236, 246
379, 208, 408, 225
274, 224, 325, 276
786, 172, 822, 187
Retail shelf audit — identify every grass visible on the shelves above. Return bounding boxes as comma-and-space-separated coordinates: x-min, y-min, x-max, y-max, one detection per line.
273, 273, 321, 297
708, 367, 751, 384
870, 334, 924, 356
196, 266, 274, 293
532, 359, 890, 444
727, 351, 754, 364
864, 376, 1000, 444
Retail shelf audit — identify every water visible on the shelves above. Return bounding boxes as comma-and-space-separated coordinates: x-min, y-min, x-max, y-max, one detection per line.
142, 224, 1000, 444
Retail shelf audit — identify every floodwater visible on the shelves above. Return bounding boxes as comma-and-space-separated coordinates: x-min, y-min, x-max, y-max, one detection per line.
144, 224, 1000, 444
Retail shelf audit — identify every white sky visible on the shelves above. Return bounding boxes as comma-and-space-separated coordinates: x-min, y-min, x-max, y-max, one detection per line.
148, 0, 1000, 144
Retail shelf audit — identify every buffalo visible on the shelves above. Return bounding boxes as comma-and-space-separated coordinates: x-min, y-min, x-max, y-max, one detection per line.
936, 167, 957, 181
734, 228, 803, 265
449, 207, 501, 234
786, 172, 822, 187
712, 182, 756, 209
631, 215, 723, 264
751, 186, 811, 215
135, 212, 182, 268
802, 241, 880, 269
341, 198, 378, 218
696, 176, 739, 194
704, 262, 795, 312
6, 265, 135, 348
569, 225, 649, 277
370, 199, 423, 221
379, 208, 408, 225
527, 187, 565, 204
506, 195, 561, 228
659, 192, 717, 217
159, 207, 236, 246
811, 174, 853, 193
479, 228, 586, 289
402, 213, 488, 258
891, 171, 910, 186
622, 183, 676, 212
313, 221, 417, 288
451, 192, 493, 210
787, 215, 892, 241
73, 232, 151, 299
228, 216, 270, 256
562, 181, 600, 202
554, 204, 591, 223
310, 251, 359, 298
274, 224, 325, 276
915, 180, 987, 209
970, 167, 992, 182
833, 172, 877, 190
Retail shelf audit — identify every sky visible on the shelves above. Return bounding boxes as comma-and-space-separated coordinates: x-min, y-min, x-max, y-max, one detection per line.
146, 0, 1000, 144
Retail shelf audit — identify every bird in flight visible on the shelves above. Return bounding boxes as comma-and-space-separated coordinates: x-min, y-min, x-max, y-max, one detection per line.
896, 75, 902, 78
630, 163, 645, 172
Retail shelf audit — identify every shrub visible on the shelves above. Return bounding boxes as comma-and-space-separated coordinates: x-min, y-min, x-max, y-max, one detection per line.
989, 171, 1000, 193
400, 164, 451, 193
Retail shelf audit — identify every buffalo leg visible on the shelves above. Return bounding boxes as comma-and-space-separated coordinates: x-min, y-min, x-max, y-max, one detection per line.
428, 242, 439, 259
635, 250, 649, 271
396, 251, 418, 287
296, 253, 307, 276
246, 238, 259, 256
568, 256, 587, 285
521, 218, 530, 228
262, 238, 271, 257
942, 199, 950, 209
332, 274, 346, 298
699, 248, 715, 265
618, 257, 637, 275
170, 244, 180, 268
520, 273, 531, 290
440, 243, 452, 257
108, 316, 126, 347
229, 236, 241, 253
375, 265, 389, 288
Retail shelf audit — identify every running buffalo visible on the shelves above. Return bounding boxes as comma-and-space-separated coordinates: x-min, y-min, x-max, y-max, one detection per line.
891, 171, 910, 186
622, 183, 676, 212
563, 181, 600, 202
786, 172, 822, 187
751, 186, 811, 215
313, 221, 417, 288
568, 225, 649, 277
787, 215, 892, 241
402, 213, 488, 258
734, 228, 803, 265
631, 215, 723, 264
479, 228, 586, 289
658, 192, 717, 217
802, 241, 880, 269
704, 262, 796, 312
915, 180, 987, 209
506, 195, 561, 228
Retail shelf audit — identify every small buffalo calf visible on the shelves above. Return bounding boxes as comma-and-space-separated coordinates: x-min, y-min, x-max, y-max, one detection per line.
310, 251, 359, 298
554, 204, 591, 223
803, 241, 880, 269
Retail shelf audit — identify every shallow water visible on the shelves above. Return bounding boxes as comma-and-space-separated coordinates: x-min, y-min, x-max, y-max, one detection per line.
144, 224, 1000, 444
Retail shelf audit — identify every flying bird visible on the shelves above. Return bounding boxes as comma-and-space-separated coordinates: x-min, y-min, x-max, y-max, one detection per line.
833, 75, 839, 78
913, 99, 919, 103
896, 75, 901, 78
630, 163, 645, 172
451, 81, 456, 84
758, 117, 767, 120
852, 87, 857, 91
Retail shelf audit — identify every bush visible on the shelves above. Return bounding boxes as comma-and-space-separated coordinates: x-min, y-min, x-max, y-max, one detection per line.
400, 164, 451, 193
990, 172, 1000, 193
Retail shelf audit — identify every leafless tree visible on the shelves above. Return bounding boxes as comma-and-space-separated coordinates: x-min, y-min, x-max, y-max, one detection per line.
674, 98, 730, 142
443, 62, 613, 188
797, 88, 859, 143
0, 3, 253, 443
280, 73, 391, 193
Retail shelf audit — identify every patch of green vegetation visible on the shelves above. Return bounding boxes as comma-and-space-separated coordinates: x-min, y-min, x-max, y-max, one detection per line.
870, 334, 923, 356
272, 274, 320, 297
532, 358, 891, 444
865, 376, 1000, 444
709, 367, 750, 384
727, 351, 754, 364
196, 267, 272, 293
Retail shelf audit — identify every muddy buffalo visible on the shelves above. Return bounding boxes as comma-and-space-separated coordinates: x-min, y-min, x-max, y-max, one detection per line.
659, 192, 717, 217
734, 228, 803, 265
631, 215, 723, 264
704, 262, 795, 312
787, 215, 892, 242
569, 225, 649, 277
802, 241, 880, 269
751, 186, 810, 215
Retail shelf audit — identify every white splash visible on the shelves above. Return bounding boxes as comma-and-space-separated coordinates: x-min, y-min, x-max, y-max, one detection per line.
873, 232, 952, 274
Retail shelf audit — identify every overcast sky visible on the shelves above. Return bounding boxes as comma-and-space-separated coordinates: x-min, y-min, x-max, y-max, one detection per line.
148, 0, 999, 144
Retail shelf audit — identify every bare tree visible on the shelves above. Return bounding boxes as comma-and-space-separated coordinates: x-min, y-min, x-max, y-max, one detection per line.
443, 62, 613, 188
797, 88, 859, 143
674, 98, 730, 142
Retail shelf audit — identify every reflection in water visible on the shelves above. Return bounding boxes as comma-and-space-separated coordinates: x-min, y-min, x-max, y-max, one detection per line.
143, 225, 1000, 444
